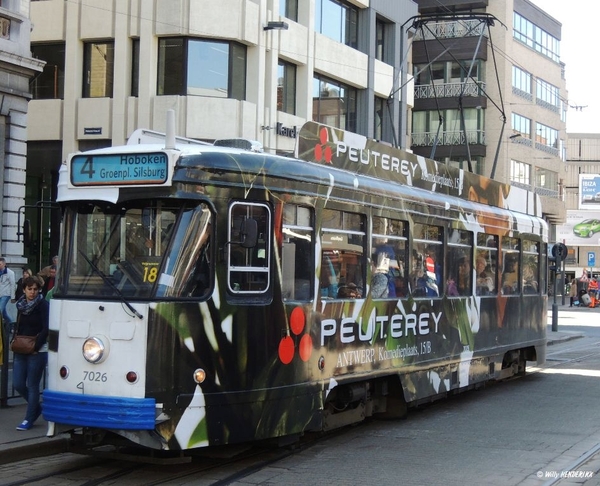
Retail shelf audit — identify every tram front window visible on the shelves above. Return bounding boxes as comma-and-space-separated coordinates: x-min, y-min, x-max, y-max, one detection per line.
59, 200, 212, 299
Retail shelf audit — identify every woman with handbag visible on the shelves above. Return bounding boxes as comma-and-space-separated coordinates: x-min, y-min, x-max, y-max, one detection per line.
11, 275, 49, 431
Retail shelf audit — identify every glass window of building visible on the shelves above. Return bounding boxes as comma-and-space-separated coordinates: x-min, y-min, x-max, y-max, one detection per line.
315, 0, 359, 49
512, 65, 531, 96
375, 17, 393, 63
277, 60, 296, 115
131, 38, 139, 97
313, 75, 357, 132
535, 123, 558, 149
83, 41, 114, 98
412, 108, 484, 146
280, 0, 298, 22
535, 167, 558, 192
158, 38, 246, 100
31, 43, 65, 100
374, 96, 385, 141
513, 12, 560, 63
510, 159, 531, 186
535, 78, 559, 109
511, 113, 531, 138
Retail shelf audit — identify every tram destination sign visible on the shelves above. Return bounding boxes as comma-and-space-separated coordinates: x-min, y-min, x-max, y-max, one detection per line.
70, 152, 168, 186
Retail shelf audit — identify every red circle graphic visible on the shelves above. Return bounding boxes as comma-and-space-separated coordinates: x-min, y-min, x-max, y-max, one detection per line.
299, 334, 313, 362
290, 307, 305, 336
319, 127, 328, 145
278, 336, 294, 364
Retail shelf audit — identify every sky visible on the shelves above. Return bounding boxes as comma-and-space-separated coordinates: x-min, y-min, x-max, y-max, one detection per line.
529, 0, 599, 133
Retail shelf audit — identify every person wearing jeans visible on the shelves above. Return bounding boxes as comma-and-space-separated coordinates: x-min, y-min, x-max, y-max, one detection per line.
12, 275, 49, 431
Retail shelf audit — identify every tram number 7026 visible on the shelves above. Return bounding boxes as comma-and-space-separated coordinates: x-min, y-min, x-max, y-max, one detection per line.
83, 371, 108, 382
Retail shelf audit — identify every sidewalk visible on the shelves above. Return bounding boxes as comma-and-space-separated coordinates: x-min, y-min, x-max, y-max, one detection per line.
0, 311, 586, 465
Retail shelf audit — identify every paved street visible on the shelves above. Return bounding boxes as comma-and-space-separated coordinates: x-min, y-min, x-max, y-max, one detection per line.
1, 303, 600, 485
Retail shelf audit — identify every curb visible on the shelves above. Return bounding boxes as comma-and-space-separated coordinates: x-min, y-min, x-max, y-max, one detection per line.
547, 333, 584, 346
0, 436, 71, 465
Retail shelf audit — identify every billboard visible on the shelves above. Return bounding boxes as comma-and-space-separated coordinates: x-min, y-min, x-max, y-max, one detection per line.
579, 174, 600, 209
557, 210, 600, 247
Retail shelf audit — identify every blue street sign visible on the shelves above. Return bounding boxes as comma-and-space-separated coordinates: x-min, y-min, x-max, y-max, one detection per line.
589, 252, 596, 267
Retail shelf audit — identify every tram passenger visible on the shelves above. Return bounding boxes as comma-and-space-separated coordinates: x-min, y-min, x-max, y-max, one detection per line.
475, 256, 495, 295
446, 276, 459, 296
501, 256, 519, 295
320, 255, 339, 298
371, 251, 391, 298
456, 256, 472, 296
522, 263, 538, 294
337, 283, 361, 298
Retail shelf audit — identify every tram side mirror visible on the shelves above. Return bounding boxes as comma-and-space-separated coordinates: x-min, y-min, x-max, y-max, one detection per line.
239, 218, 258, 248
22, 219, 32, 247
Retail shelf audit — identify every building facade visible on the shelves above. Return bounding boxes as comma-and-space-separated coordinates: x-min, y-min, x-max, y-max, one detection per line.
410, 0, 567, 231
0, 0, 44, 266
27, 0, 418, 268
558, 134, 600, 280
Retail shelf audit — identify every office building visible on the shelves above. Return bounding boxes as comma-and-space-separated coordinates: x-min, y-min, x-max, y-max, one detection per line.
27, 0, 418, 267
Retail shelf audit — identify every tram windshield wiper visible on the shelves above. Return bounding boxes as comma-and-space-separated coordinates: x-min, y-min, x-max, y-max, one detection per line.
78, 250, 143, 319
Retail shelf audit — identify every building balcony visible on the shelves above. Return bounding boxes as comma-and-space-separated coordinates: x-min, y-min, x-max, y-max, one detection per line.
413, 19, 488, 41
414, 81, 486, 100
412, 130, 485, 147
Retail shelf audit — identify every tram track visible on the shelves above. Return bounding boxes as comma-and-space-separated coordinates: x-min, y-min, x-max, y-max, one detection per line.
0, 427, 350, 485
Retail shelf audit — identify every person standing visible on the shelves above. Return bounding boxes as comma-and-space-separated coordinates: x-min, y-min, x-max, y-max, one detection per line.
13, 275, 49, 431
569, 278, 578, 307
0, 256, 16, 335
15, 268, 33, 302
38, 255, 58, 279
42, 265, 56, 297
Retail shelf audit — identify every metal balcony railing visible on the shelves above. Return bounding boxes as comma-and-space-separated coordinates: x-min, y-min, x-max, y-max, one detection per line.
414, 82, 486, 99
411, 130, 486, 147
414, 20, 487, 40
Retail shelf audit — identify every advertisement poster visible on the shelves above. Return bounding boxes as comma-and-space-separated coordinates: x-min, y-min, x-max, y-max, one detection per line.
579, 174, 600, 209
557, 209, 600, 247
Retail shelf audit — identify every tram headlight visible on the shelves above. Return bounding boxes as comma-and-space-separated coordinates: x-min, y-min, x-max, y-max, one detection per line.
82, 336, 109, 364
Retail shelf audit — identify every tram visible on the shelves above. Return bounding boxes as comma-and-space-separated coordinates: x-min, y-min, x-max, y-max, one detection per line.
42, 115, 547, 450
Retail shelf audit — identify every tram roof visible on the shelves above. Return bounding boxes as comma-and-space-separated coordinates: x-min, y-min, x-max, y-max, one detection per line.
58, 122, 543, 225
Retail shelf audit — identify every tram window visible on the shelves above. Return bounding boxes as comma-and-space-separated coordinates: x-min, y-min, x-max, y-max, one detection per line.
372, 216, 407, 298
475, 233, 498, 296
227, 202, 271, 293
282, 205, 313, 300
63, 200, 187, 299
412, 224, 443, 298
501, 237, 520, 295
321, 209, 365, 299
446, 229, 473, 297
156, 206, 212, 298
522, 239, 540, 294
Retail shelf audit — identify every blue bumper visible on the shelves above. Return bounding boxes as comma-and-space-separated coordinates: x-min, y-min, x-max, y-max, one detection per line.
43, 390, 156, 430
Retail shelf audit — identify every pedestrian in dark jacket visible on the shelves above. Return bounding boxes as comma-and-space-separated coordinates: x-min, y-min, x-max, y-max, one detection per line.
12, 275, 49, 431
